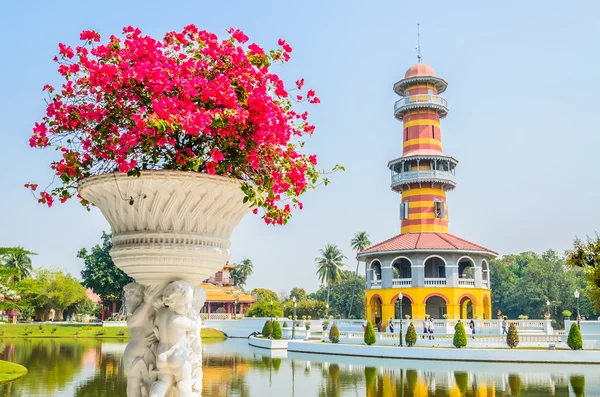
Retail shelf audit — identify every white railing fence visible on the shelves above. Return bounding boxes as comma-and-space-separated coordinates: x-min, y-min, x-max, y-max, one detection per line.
392, 278, 412, 287
458, 278, 475, 287
424, 278, 447, 286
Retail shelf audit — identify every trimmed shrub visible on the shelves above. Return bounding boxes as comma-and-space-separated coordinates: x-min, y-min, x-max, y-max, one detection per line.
364, 321, 376, 345
272, 320, 282, 340
282, 321, 289, 328
567, 323, 583, 350
562, 309, 572, 319
329, 323, 340, 343
405, 322, 417, 347
453, 322, 467, 348
262, 320, 272, 338
506, 322, 519, 348
304, 321, 311, 330
322, 320, 330, 331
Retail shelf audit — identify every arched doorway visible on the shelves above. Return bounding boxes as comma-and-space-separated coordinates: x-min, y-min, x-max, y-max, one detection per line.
369, 260, 382, 287
458, 257, 475, 279
424, 256, 446, 282
459, 296, 476, 319
482, 260, 490, 288
393, 295, 413, 319
369, 295, 383, 327
483, 295, 491, 320
425, 295, 447, 319
392, 257, 412, 280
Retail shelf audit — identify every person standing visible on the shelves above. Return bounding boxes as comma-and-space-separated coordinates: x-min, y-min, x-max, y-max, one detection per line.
422, 319, 428, 339
429, 318, 435, 340
388, 318, 394, 333
469, 318, 476, 339
501, 316, 508, 335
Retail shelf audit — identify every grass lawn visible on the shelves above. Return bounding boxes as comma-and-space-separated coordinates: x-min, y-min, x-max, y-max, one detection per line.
0, 360, 27, 384
0, 324, 226, 339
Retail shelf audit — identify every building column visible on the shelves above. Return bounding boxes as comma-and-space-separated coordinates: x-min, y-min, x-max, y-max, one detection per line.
412, 302, 426, 320
382, 304, 395, 326
207, 303, 211, 315
447, 304, 460, 320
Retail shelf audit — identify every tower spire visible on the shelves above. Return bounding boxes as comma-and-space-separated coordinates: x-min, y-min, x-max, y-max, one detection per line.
416, 24, 422, 63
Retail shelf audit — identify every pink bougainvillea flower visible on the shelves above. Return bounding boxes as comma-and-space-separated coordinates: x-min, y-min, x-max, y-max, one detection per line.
28, 25, 341, 225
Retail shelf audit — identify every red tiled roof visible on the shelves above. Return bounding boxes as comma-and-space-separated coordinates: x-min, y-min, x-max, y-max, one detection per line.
358, 233, 497, 256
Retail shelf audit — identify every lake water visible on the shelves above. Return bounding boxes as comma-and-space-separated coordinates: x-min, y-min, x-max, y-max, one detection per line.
0, 338, 598, 396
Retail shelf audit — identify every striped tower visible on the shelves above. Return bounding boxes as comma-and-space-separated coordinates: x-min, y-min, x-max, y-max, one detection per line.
389, 63, 456, 234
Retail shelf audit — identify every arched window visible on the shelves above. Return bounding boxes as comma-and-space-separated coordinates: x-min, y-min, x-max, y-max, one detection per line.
370, 260, 382, 281
434, 199, 445, 219
458, 257, 475, 279
424, 257, 446, 278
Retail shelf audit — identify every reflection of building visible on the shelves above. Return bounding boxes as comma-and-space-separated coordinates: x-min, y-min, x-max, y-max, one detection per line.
359, 61, 496, 325
199, 284, 255, 316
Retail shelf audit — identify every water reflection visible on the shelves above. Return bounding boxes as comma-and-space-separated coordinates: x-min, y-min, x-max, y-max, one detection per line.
0, 338, 597, 396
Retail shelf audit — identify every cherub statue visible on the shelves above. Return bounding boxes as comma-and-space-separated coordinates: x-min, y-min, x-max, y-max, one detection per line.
188, 287, 206, 393
150, 281, 197, 397
123, 283, 157, 397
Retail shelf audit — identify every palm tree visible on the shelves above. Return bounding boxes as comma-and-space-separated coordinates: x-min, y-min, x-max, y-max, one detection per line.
315, 244, 346, 317
0, 246, 37, 282
232, 258, 254, 288
347, 232, 371, 318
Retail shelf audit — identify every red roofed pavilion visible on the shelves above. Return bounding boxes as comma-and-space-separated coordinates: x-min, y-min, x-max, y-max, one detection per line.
359, 58, 497, 326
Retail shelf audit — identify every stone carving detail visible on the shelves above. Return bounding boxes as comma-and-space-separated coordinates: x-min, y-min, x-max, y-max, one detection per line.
78, 171, 250, 286
123, 281, 206, 397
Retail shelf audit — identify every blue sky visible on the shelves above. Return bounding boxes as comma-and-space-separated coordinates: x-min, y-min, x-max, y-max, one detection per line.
1, 1, 599, 294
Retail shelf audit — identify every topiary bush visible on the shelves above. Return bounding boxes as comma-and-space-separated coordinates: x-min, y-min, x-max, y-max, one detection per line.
329, 323, 340, 343
405, 322, 417, 347
282, 321, 289, 328
364, 320, 376, 345
506, 322, 519, 348
272, 320, 282, 339
567, 322, 583, 350
262, 320, 272, 338
322, 320, 330, 331
453, 321, 467, 348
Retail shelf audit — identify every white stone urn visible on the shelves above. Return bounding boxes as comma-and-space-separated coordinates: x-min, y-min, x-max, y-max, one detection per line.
79, 170, 250, 397
79, 170, 250, 286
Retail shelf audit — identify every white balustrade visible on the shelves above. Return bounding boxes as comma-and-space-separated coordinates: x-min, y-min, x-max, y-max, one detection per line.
424, 278, 447, 286
370, 279, 382, 289
394, 94, 448, 115
392, 278, 412, 287
458, 278, 475, 287
391, 170, 456, 186
199, 313, 232, 320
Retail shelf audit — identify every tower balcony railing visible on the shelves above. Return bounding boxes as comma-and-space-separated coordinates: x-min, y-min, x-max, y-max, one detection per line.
370, 279, 382, 289
394, 94, 448, 119
391, 170, 456, 188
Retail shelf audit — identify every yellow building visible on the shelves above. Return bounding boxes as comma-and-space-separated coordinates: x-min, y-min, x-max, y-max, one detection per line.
358, 62, 496, 325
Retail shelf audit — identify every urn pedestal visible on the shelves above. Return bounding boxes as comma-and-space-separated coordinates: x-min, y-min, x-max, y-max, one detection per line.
79, 171, 250, 397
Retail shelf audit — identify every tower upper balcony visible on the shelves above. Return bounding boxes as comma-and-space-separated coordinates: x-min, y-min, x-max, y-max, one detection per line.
393, 63, 449, 120
394, 94, 448, 120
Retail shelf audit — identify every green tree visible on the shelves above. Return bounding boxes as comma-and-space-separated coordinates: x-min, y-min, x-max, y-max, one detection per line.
0, 247, 36, 281
17, 269, 88, 321
453, 322, 467, 348
566, 234, 600, 310
313, 270, 365, 319
405, 322, 417, 347
283, 299, 327, 319
364, 320, 376, 345
567, 323, 583, 350
315, 244, 346, 315
271, 320, 282, 339
78, 232, 133, 303
246, 301, 283, 318
506, 322, 519, 348
261, 320, 272, 338
231, 258, 254, 288
348, 232, 371, 318
250, 288, 279, 304
289, 287, 308, 302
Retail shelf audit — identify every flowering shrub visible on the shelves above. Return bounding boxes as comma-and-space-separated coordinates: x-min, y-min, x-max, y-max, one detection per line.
27, 25, 341, 224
